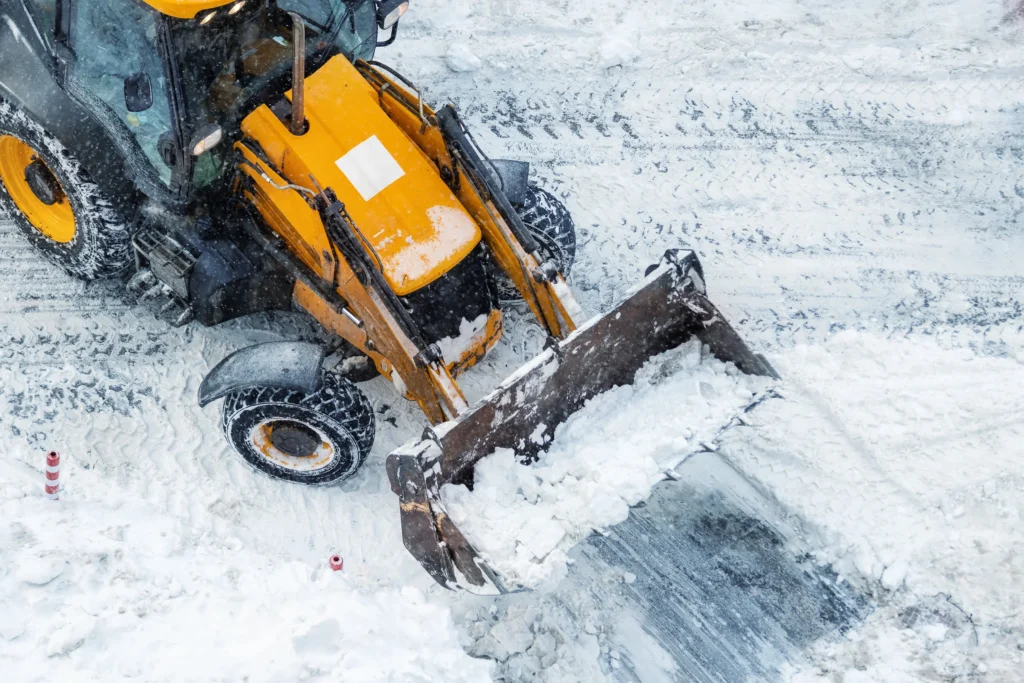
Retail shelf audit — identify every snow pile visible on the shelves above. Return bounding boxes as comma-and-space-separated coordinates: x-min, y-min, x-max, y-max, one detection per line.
462, 600, 606, 682
788, 594, 993, 683
723, 331, 1024, 681
597, 30, 640, 70
445, 43, 482, 73
442, 339, 772, 587
0, 464, 491, 682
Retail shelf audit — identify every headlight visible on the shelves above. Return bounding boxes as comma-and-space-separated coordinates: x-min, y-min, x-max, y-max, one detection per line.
377, 0, 409, 30
190, 125, 224, 156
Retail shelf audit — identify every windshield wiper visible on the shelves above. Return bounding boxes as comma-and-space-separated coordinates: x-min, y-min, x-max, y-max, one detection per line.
285, 1, 353, 36
325, 3, 356, 44
303, 3, 355, 69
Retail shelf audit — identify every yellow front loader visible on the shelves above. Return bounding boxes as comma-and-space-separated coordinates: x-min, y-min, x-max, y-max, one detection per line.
0, 0, 777, 591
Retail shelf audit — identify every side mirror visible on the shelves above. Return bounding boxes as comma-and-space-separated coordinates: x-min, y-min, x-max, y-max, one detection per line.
376, 0, 409, 29
190, 124, 224, 156
124, 72, 153, 113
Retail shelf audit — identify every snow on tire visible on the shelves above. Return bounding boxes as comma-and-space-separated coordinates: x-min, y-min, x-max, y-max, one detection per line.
0, 98, 131, 280
221, 373, 375, 486
495, 184, 578, 302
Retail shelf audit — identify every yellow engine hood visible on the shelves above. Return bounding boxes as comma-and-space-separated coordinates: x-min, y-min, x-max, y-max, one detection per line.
240, 56, 481, 296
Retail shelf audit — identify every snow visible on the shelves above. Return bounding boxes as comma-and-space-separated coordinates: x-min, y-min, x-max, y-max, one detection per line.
0, 464, 491, 682
880, 559, 908, 592
597, 31, 641, 71
384, 204, 480, 292
436, 313, 489, 366
442, 340, 772, 587
445, 43, 482, 73
726, 332, 1024, 681
2, 0, 1024, 680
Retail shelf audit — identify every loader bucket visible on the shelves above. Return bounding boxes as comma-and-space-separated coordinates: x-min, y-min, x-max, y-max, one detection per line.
386, 249, 779, 592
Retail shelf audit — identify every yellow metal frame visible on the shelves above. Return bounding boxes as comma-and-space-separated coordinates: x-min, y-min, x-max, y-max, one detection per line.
232, 57, 584, 425
238, 57, 482, 296
356, 62, 583, 339
0, 136, 76, 244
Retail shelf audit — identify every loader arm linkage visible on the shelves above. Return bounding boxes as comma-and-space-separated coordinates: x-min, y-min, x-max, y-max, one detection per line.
224, 57, 778, 594
232, 58, 584, 426
357, 62, 584, 339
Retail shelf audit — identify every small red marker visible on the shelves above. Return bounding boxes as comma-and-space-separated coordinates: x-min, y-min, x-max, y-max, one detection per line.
44, 451, 60, 500
329, 555, 344, 571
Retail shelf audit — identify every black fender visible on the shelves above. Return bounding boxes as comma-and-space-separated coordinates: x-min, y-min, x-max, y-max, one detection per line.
198, 342, 326, 407
488, 159, 530, 207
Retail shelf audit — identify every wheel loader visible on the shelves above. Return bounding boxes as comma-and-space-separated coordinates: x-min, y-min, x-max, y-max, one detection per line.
0, 0, 777, 592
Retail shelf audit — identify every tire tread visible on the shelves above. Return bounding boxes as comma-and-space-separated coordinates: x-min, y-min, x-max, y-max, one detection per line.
221, 374, 375, 485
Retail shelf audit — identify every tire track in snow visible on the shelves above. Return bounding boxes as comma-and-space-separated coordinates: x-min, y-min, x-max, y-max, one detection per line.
0, 211, 441, 594
426, 78, 1024, 360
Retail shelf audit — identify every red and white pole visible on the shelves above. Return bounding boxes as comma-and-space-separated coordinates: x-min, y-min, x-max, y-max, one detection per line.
329, 555, 343, 571
44, 451, 60, 500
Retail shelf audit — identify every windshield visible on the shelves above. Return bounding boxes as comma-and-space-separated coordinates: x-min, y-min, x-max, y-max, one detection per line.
171, 0, 377, 133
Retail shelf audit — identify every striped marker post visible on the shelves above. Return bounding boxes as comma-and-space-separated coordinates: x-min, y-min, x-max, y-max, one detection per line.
44, 451, 60, 500
329, 555, 343, 571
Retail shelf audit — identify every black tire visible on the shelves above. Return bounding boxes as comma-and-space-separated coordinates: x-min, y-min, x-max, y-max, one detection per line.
495, 185, 577, 302
221, 374, 375, 486
0, 98, 131, 280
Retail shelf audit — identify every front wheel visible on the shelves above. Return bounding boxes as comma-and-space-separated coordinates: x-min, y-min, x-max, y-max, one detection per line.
0, 98, 131, 280
221, 374, 375, 485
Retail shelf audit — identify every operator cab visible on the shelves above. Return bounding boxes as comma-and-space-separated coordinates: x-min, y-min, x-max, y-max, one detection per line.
52, 0, 397, 202
170, 1, 380, 190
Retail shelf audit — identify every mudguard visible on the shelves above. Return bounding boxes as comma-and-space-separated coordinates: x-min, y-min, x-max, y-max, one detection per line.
386, 249, 780, 592
198, 341, 325, 407
488, 159, 530, 207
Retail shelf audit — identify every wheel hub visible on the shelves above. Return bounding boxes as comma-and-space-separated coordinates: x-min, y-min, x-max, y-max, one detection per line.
267, 420, 322, 458
248, 418, 337, 473
0, 135, 76, 243
24, 158, 63, 206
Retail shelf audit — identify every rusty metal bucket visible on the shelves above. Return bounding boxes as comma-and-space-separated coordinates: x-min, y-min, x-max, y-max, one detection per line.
386, 250, 779, 592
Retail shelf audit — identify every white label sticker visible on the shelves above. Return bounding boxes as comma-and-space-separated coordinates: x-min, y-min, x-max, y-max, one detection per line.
335, 135, 405, 201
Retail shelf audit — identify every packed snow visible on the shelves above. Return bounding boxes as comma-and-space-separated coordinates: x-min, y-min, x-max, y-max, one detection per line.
728, 331, 1024, 682
2, 0, 1024, 680
442, 340, 772, 587
0, 483, 490, 682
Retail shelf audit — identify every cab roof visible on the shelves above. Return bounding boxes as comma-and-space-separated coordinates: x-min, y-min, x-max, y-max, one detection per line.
142, 1, 237, 19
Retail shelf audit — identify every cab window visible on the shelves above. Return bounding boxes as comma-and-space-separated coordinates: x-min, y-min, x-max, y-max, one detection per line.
24, 1, 57, 49
66, 1, 175, 187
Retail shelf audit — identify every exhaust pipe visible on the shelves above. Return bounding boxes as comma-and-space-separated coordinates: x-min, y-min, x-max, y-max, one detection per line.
289, 12, 306, 135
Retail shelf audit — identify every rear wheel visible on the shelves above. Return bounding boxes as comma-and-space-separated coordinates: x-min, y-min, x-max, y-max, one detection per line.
221, 374, 375, 485
0, 99, 131, 280
494, 185, 577, 302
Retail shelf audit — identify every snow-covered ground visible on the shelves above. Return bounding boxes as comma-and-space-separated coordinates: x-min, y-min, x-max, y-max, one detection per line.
2, 0, 1024, 680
